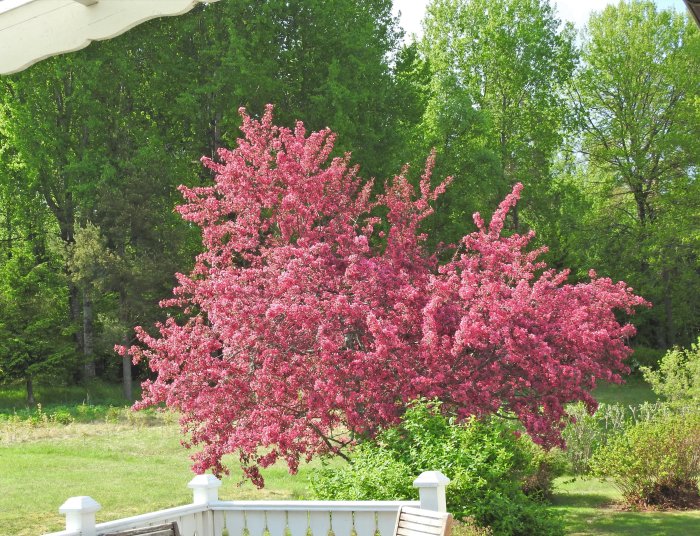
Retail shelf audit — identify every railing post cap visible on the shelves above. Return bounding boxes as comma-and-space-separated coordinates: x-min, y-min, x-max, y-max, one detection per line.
413, 471, 450, 488
188, 474, 222, 489
59, 496, 101, 514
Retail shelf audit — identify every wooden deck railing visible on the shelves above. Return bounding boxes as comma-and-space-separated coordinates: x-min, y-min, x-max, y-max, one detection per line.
43, 471, 451, 536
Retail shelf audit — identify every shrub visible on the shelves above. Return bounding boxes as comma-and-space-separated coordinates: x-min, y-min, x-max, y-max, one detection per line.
561, 400, 699, 474
519, 442, 567, 501
49, 408, 74, 425
591, 413, 700, 508
642, 338, 700, 402
561, 402, 627, 474
311, 401, 564, 536
453, 518, 493, 536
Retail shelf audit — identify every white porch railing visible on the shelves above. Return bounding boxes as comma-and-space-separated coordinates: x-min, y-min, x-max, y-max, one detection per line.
43, 471, 451, 536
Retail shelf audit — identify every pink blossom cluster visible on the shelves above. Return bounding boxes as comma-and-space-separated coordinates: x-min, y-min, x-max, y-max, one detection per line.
119, 106, 647, 485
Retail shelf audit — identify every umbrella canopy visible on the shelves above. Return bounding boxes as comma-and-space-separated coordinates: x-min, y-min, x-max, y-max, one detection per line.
0, 0, 216, 74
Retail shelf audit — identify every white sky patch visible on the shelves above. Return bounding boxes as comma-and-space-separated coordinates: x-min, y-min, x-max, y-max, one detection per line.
392, 0, 687, 41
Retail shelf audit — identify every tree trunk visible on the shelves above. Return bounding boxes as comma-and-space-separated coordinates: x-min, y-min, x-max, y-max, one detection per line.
119, 288, 132, 401
83, 291, 95, 380
122, 353, 133, 401
662, 267, 674, 347
69, 282, 83, 356
26, 375, 35, 406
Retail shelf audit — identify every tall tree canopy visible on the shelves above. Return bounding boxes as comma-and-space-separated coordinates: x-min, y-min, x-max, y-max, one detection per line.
122, 108, 645, 485
0, 0, 406, 397
419, 0, 576, 244
573, 1, 700, 347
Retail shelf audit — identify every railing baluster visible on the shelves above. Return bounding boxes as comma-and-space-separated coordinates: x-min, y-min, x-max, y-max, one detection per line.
266, 510, 287, 536
179, 514, 198, 536
376, 512, 395, 536
225, 510, 246, 536
212, 510, 225, 536
331, 511, 352, 536
352, 511, 375, 536
287, 510, 308, 536
246, 510, 267, 536
308, 511, 331, 536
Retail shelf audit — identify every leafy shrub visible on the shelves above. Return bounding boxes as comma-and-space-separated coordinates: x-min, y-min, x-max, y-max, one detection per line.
562, 402, 627, 474
561, 400, 700, 474
591, 413, 700, 508
49, 408, 74, 425
519, 442, 567, 500
311, 401, 563, 536
453, 518, 493, 536
642, 338, 700, 402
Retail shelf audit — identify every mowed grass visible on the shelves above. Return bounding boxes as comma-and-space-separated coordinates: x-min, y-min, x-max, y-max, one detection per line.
552, 477, 700, 535
3, 375, 699, 536
0, 420, 334, 536
592, 374, 658, 406
0, 379, 139, 410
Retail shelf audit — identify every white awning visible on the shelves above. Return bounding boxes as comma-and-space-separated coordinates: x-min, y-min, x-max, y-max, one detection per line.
0, 0, 216, 75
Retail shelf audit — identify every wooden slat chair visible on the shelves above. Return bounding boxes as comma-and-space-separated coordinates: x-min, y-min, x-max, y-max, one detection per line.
393, 506, 453, 536
102, 522, 181, 536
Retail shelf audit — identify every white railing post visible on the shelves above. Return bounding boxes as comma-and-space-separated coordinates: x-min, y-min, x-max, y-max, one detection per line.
59, 496, 101, 536
188, 474, 222, 505
413, 471, 450, 512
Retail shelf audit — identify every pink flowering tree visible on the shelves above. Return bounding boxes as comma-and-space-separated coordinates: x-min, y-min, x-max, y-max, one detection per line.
119, 106, 647, 485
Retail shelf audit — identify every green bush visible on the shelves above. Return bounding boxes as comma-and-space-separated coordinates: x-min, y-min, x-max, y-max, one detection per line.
642, 338, 700, 402
560, 400, 700, 475
519, 442, 567, 501
453, 518, 493, 536
562, 402, 627, 474
591, 413, 700, 508
49, 408, 74, 425
311, 400, 563, 536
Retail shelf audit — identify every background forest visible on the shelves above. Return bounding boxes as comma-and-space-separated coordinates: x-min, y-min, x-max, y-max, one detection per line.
0, 0, 698, 403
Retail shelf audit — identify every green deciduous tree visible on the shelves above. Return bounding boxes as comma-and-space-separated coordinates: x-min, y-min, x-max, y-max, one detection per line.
0, 0, 408, 393
0, 214, 73, 404
419, 0, 576, 244
573, 1, 700, 347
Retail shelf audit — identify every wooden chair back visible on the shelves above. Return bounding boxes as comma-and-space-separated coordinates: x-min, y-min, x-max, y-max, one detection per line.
102, 522, 181, 536
393, 506, 453, 536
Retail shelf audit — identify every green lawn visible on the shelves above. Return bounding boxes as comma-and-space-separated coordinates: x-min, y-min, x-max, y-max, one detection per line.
592, 374, 657, 406
3, 376, 699, 536
0, 379, 138, 410
553, 477, 700, 535
0, 420, 327, 536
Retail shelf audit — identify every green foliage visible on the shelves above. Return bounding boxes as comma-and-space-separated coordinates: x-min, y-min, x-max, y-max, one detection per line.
573, 1, 700, 348
519, 441, 568, 501
309, 442, 414, 501
419, 0, 576, 244
642, 338, 700, 402
453, 518, 493, 536
0, 378, 138, 409
591, 413, 700, 508
0, 243, 75, 398
0, 402, 173, 427
561, 401, 700, 475
311, 401, 564, 536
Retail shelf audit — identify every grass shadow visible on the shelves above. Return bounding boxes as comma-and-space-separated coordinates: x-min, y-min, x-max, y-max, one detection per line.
552, 491, 613, 509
